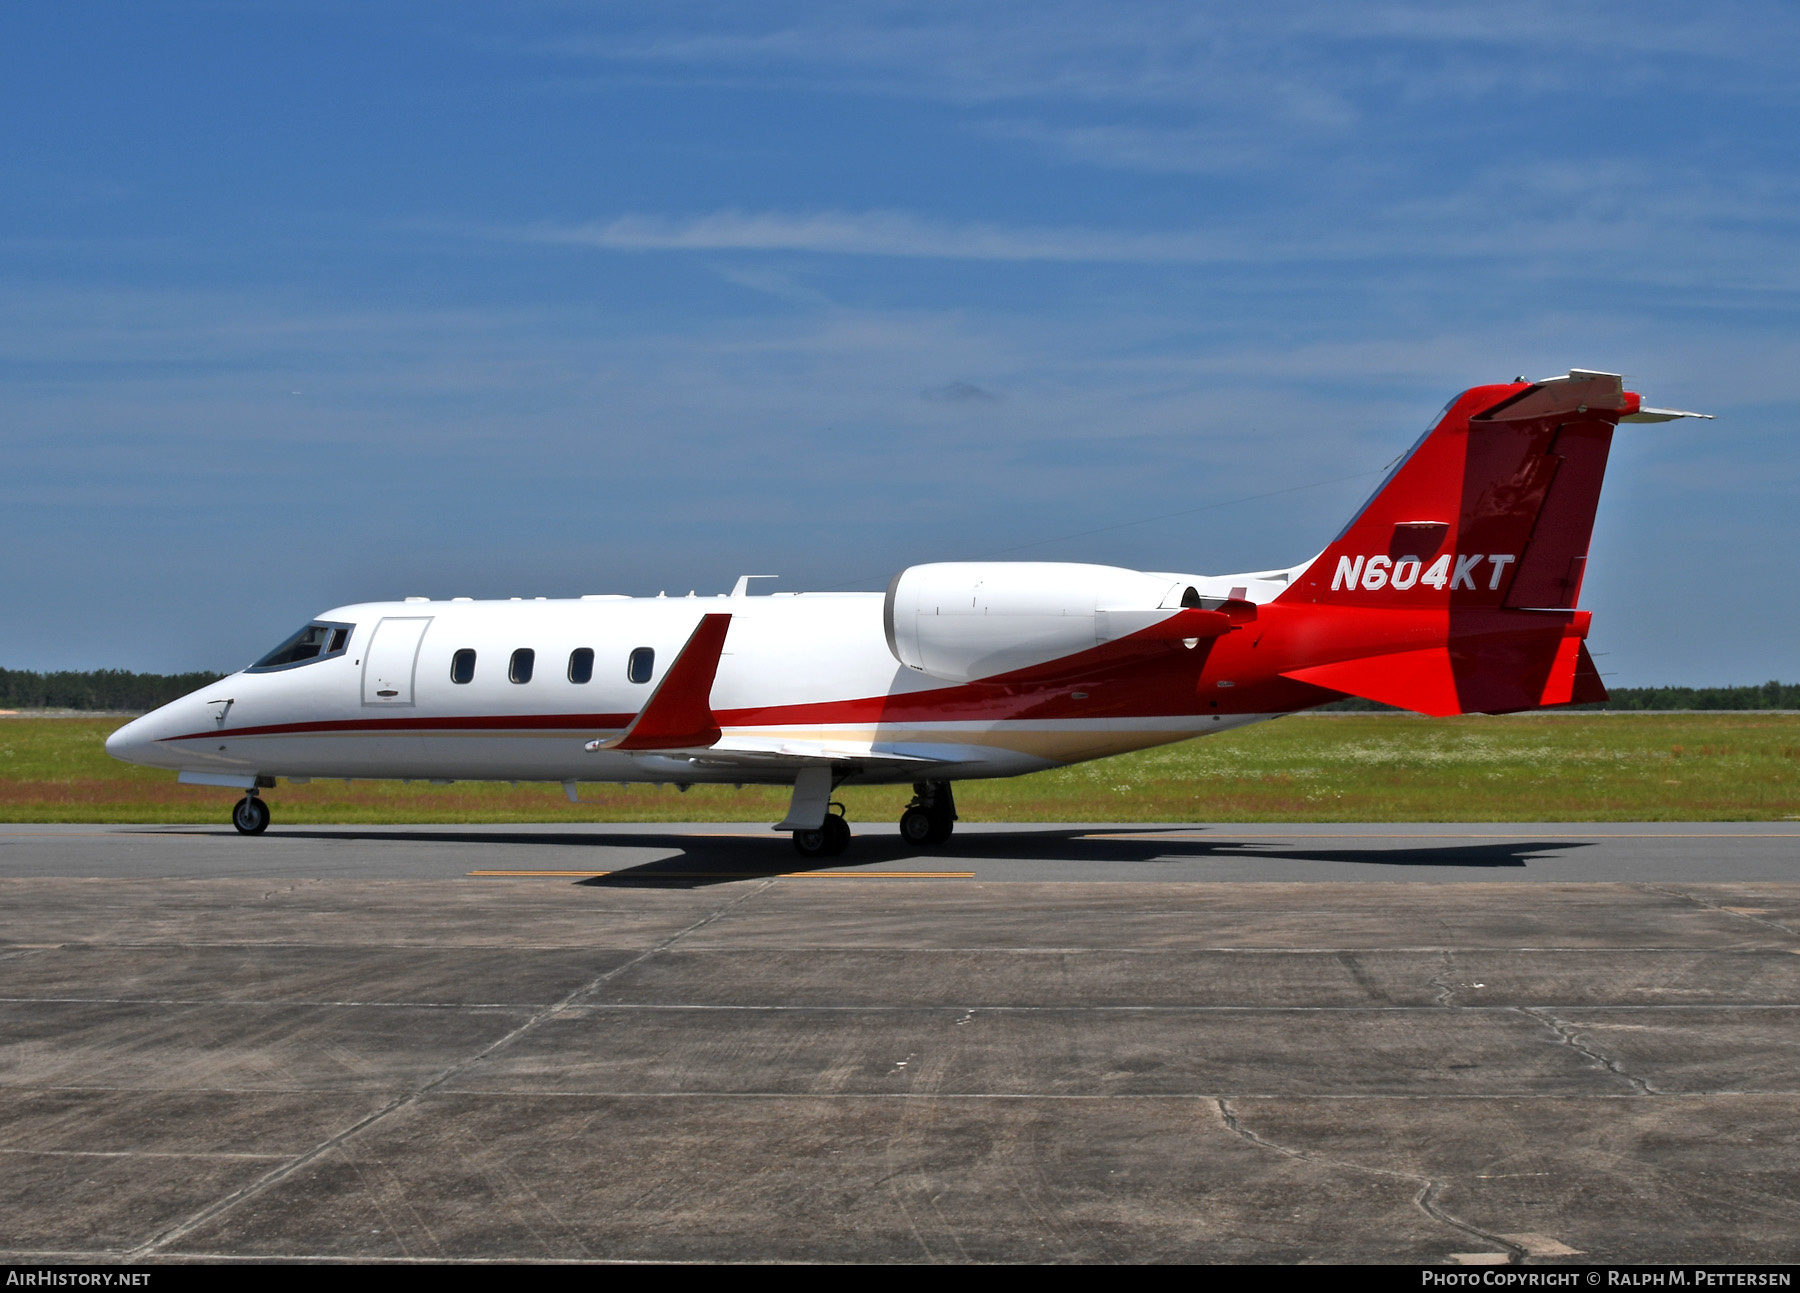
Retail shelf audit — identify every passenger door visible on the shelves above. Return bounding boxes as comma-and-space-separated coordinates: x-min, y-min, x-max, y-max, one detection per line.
361, 617, 432, 706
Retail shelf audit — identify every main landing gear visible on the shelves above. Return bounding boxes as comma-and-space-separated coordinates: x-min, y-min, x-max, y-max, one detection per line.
899, 780, 956, 848
231, 794, 270, 835
792, 804, 851, 859
780, 775, 957, 859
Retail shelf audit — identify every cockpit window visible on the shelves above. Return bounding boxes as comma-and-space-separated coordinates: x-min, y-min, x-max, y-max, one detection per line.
248, 621, 355, 672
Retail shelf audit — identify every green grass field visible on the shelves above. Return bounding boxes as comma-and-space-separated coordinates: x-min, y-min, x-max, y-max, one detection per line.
2, 713, 1796, 823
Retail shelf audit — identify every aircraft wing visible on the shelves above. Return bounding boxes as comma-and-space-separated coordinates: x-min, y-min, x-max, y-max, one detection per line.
687, 735, 953, 768
584, 610, 953, 771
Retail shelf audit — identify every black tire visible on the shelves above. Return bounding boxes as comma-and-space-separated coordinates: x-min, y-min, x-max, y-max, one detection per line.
924, 813, 955, 846
232, 796, 270, 835
794, 813, 852, 859
899, 805, 935, 846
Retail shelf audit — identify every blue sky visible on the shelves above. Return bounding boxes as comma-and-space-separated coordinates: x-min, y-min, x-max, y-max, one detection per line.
2, 2, 1795, 684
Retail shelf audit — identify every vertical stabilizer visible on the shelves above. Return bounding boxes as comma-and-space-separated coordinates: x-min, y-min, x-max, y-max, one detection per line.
1278, 371, 1632, 611
1271, 370, 1654, 715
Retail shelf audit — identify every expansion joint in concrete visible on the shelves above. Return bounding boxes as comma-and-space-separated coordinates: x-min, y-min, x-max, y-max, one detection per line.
1638, 883, 1800, 940
1212, 1098, 1526, 1264
119, 877, 779, 1262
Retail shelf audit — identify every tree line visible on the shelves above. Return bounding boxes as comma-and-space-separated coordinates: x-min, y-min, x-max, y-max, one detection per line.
3, 668, 1797, 714
0, 669, 226, 712
1321, 680, 1800, 712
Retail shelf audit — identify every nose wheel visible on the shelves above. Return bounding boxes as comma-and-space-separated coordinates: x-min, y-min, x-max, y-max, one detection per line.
792, 807, 851, 858
232, 796, 271, 834
899, 781, 956, 847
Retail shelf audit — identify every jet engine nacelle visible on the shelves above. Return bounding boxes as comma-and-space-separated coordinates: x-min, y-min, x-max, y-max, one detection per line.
883, 562, 1189, 682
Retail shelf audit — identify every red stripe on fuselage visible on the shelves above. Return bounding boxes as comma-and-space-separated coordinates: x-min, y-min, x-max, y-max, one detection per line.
162, 711, 640, 742
161, 618, 1296, 743
171, 602, 1582, 745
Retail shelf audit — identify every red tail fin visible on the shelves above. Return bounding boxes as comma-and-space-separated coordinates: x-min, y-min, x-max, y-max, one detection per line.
1270, 370, 1639, 715
1278, 370, 1636, 612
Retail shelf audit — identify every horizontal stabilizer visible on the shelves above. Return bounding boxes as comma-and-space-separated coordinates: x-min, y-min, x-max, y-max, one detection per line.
593, 613, 732, 751
1621, 407, 1713, 423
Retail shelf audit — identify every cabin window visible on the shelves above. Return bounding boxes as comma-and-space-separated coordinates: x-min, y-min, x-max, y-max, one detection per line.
451, 649, 476, 684
509, 648, 535, 684
627, 647, 654, 684
568, 648, 594, 684
248, 621, 355, 672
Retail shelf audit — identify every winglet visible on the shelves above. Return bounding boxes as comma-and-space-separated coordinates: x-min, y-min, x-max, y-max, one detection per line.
593, 613, 732, 750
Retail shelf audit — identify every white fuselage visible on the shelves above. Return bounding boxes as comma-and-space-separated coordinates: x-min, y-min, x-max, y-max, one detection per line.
105, 576, 1292, 790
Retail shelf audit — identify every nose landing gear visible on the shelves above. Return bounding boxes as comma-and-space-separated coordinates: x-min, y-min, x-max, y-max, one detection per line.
231, 794, 271, 835
899, 780, 956, 847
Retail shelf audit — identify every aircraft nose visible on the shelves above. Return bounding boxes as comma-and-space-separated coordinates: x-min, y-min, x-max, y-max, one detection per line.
105, 715, 154, 765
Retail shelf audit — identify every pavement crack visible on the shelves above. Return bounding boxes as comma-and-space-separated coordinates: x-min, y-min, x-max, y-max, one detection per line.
1640, 884, 1800, 939
122, 879, 776, 1260
1427, 951, 1457, 1007
1336, 950, 1393, 1004
252, 879, 319, 905
1214, 1099, 1525, 1262
1519, 1007, 1659, 1095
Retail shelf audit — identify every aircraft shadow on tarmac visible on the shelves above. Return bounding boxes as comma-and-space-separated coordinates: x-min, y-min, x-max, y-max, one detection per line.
569, 833, 1596, 886
139, 826, 1595, 887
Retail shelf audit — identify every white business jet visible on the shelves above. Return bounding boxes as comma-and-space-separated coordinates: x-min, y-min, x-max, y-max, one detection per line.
106, 371, 1706, 856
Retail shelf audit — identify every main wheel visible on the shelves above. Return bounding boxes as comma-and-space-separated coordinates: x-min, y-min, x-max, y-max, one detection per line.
924, 813, 955, 846
792, 813, 851, 859
232, 796, 270, 835
899, 805, 935, 846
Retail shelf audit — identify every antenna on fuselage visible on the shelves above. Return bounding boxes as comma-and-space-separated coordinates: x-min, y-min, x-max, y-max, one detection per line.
731, 575, 778, 598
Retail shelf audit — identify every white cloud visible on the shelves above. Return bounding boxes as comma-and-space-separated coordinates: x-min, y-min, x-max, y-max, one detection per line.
503, 177, 1800, 293
519, 209, 1241, 263
976, 119, 1285, 176
546, 2, 1800, 109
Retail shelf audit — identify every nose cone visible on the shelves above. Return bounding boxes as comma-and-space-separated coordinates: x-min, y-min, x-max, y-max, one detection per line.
105, 714, 157, 766
105, 684, 237, 770
105, 698, 203, 770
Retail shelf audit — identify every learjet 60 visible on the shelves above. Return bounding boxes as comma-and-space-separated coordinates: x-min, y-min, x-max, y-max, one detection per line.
105, 370, 1707, 856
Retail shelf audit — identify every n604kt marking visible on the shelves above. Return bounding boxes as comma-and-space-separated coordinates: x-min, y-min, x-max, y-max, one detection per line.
1332, 553, 1515, 592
